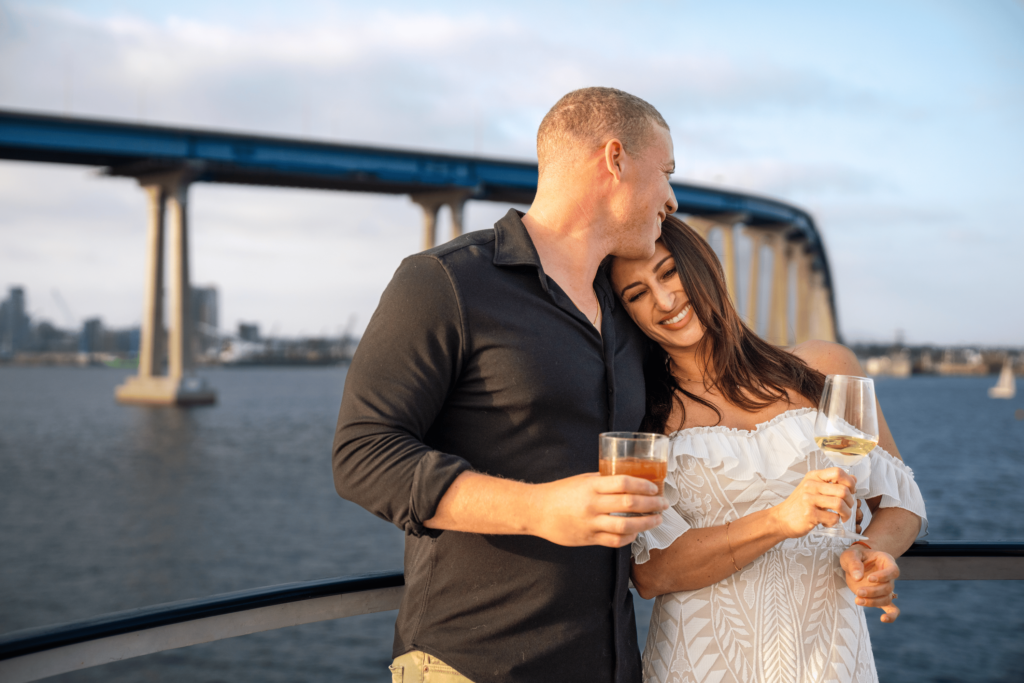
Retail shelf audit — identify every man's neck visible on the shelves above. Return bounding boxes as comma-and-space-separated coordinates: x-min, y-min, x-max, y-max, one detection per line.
521, 189, 610, 302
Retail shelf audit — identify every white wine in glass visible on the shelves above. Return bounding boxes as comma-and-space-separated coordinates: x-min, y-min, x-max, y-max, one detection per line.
812, 374, 878, 540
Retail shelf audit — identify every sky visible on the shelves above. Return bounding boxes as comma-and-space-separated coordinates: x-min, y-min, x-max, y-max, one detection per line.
0, 0, 1022, 344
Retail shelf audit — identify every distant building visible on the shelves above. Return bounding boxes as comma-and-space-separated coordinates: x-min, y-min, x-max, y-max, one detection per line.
0, 300, 7, 355
0, 286, 31, 355
864, 350, 912, 378
32, 321, 78, 353
111, 327, 141, 355
80, 318, 103, 354
917, 350, 935, 374
238, 323, 260, 342
937, 348, 988, 376
191, 286, 219, 357
78, 318, 139, 355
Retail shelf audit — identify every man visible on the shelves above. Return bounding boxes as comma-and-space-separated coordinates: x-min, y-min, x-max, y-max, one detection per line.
333, 87, 679, 683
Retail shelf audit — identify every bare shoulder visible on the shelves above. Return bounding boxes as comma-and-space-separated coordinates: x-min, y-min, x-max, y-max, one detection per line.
790, 339, 864, 377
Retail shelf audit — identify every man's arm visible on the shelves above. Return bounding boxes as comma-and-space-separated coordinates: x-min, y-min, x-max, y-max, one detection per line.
426, 470, 666, 547
333, 256, 665, 546
333, 256, 472, 535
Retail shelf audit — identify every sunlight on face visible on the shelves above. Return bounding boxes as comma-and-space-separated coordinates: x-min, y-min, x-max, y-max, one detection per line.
608, 125, 678, 260
610, 241, 705, 350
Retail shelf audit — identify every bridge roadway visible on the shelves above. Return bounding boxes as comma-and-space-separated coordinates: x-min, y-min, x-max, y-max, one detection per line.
0, 109, 840, 404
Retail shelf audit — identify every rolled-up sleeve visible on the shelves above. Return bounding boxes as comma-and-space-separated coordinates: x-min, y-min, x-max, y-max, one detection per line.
332, 255, 473, 536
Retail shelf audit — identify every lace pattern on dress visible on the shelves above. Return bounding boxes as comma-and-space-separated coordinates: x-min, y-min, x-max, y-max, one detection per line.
633, 409, 928, 564
633, 409, 928, 683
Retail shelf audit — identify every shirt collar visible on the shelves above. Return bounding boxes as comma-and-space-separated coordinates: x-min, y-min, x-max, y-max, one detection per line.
492, 208, 619, 311
492, 209, 543, 269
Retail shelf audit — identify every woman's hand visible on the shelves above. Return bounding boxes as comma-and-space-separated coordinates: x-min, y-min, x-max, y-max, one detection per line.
840, 545, 901, 623
769, 468, 856, 538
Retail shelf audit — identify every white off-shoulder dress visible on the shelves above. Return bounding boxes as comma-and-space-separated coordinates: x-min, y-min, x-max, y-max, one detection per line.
633, 408, 928, 683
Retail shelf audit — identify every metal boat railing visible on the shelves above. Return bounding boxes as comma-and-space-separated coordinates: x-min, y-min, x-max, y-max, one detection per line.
1, 541, 1021, 683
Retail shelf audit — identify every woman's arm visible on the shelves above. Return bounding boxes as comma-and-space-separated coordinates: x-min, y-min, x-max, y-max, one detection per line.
793, 341, 925, 621
632, 468, 856, 598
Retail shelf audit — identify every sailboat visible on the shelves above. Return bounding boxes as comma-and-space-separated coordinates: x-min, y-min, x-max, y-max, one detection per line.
988, 359, 1017, 399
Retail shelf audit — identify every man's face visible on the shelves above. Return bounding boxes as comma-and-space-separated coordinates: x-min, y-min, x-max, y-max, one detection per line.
607, 124, 679, 260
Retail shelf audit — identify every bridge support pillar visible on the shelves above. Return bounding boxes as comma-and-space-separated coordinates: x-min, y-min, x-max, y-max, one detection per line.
418, 202, 438, 252
681, 214, 745, 305
767, 232, 792, 347
794, 249, 813, 344
743, 228, 767, 331
810, 271, 838, 343
137, 185, 165, 378
720, 223, 737, 306
411, 190, 471, 251
682, 215, 712, 241
116, 168, 215, 406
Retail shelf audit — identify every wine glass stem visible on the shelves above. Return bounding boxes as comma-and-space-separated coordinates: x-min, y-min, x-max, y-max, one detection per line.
840, 465, 854, 533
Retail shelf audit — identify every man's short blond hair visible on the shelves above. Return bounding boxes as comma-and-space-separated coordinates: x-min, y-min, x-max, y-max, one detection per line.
537, 87, 669, 176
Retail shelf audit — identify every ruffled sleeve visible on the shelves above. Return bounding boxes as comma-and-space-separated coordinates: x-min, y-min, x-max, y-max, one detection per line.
861, 446, 929, 538
632, 505, 692, 565
633, 437, 690, 564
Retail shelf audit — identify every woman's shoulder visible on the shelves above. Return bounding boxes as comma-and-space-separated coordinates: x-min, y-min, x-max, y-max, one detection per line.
789, 339, 865, 377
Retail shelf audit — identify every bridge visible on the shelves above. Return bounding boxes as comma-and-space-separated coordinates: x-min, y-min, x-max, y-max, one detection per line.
0, 109, 840, 404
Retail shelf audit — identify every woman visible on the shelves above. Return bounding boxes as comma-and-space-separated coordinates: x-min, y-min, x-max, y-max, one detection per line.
609, 215, 927, 683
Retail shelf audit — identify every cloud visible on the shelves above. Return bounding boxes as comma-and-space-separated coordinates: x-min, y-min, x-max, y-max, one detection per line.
681, 159, 883, 198
0, 4, 879, 154
0, 1, 1021, 344
814, 202, 957, 230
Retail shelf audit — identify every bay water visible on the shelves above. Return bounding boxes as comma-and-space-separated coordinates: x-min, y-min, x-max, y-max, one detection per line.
1, 367, 1022, 682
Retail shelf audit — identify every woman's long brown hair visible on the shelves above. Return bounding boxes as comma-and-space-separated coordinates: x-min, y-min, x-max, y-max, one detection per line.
635, 214, 826, 434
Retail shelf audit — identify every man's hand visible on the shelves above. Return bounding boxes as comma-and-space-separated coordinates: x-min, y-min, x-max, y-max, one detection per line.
424, 470, 666, 545
840, 545, 901, 623
529, 473, 667, 547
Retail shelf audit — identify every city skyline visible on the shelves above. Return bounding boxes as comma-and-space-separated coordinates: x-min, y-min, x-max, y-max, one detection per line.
1, 0, 1022, 344
5, 280, 1021, 354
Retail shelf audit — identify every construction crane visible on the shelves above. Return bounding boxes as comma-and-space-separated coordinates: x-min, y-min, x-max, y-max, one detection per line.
51, 289, 78, 330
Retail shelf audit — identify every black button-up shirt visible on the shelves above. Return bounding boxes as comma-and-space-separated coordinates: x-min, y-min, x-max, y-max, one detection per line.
333, 209, 646, 683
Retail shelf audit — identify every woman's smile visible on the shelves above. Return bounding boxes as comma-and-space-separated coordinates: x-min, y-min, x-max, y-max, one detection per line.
658, 302, 692, 328
610, 240, 706, 348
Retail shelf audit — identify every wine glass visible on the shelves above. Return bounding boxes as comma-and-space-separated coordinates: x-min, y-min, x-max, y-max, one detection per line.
812, 375, 877, 540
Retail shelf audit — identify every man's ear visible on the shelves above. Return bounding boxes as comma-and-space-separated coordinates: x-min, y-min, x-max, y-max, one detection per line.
603, 138, 627, 182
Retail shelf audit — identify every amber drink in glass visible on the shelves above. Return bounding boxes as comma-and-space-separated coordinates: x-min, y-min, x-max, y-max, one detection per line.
599, 432, 670, 515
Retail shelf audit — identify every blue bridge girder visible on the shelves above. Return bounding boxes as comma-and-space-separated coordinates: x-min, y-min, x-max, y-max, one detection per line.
0, 108, 838, 338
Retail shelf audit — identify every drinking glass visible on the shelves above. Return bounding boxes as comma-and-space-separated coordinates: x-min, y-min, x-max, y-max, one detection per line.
812, 375, 877, 540
599, 432, 670, 516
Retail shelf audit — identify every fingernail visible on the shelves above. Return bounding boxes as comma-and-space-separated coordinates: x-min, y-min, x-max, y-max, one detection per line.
854, 572, 863, 580
857, 590, 866, 597
869, 575, 878, 582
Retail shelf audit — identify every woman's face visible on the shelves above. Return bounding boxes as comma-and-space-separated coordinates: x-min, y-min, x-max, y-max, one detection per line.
610, 241, 705, 351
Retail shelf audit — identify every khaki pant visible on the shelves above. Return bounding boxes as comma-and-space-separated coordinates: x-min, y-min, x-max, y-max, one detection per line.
390, 651, 475, 683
